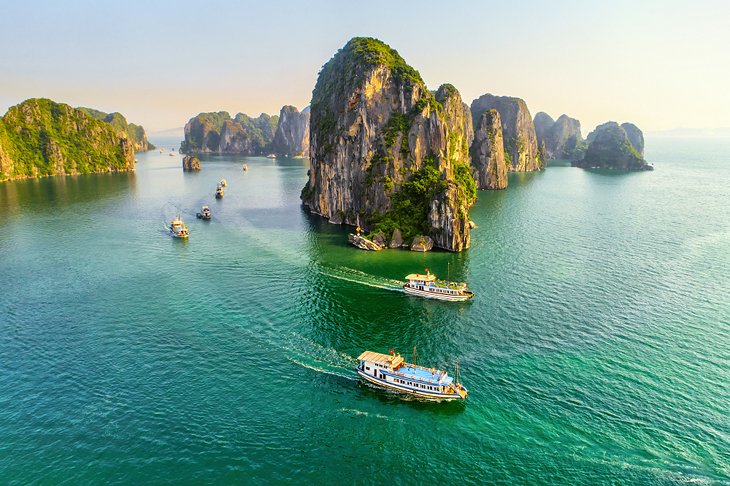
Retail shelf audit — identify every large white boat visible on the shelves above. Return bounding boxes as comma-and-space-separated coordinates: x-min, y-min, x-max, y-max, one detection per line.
356, 350, 467, 401
403, 270, 474, 302
169, 216, 189, 238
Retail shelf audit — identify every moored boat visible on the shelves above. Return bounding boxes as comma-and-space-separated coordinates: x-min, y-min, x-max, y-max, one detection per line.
356, 350, 468, 401
169, 216, 189, 238
196, 205, 211, 220
403, 268, 473, 302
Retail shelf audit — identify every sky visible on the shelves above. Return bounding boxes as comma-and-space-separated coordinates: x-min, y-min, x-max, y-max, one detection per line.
1, 0, 729, 135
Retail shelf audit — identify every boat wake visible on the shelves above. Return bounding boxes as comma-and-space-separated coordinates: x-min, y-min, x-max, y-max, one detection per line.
280, 332, 357, 381
318, 266, 404, 292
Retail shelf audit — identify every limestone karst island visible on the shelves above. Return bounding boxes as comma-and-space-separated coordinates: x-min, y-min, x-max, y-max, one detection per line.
2, 2, 728, 485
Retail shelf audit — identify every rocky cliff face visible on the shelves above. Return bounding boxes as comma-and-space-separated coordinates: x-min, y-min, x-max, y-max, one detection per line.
0, 98, 134, 182
471, 94, 542, 172
575, 121, 650, 170
470, 108, 507, 189
78, 107, 154, 152
272, 105, 310, 156
533, 112, 584, 160
182, 155, 201, 171
181, 111, 278, 155
301, 37, 476, 251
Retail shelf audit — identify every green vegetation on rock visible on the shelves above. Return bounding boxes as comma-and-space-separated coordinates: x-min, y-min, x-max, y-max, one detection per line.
0, 98, 134, 181
78, 107, 154, 152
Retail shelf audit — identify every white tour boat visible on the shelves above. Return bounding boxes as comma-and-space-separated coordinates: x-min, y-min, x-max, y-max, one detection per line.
357, 350, 468, 401
403, 269, 474, 302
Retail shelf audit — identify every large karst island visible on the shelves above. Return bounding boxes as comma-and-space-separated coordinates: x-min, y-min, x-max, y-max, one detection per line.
0, 98, 148, 181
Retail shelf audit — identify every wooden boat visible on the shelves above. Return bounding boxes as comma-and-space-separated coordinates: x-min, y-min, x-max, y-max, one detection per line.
169, 216, 189, 238
357, 349, 467, 401
196, 205, 211, 220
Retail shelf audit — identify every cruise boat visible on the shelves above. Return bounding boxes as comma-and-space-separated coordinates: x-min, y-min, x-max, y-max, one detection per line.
220, 178, 227, 187
403, 269, 474, 301
169, 216, 189, 238
196, 205, 211, 220
356, 350, 468, 401
215, 184, 224, 199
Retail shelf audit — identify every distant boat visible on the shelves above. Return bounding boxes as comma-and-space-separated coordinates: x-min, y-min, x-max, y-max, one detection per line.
168, 152, 175, 156
266, 153, 276, 159
159, 148, 164, 153
169, 216, 189, 238
196, 205, 211, 220
242, 164, 248, 172
356, 349, 468, 401
215, 184, 224, 199
403, 268, 473, 302
220, 178, 227, 187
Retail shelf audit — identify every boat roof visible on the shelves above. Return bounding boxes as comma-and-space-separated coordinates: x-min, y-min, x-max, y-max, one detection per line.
358, 351, 404, 367
406, 273, 435, 282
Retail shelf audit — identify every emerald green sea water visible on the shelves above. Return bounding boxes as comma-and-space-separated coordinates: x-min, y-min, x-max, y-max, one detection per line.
1, 137, 728, 484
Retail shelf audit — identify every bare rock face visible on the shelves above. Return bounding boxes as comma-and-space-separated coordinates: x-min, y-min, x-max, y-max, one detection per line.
272, 105, 310, 156
575, 121, 650, 170
620, 122, 644, 156
388, 228, 403, 248
182, 155, 201, 171
533, 112, 584, 161
470, 108, 507, 189
410, 235, 434, 252
471, 94, 543, 172
301, 37, 476, 251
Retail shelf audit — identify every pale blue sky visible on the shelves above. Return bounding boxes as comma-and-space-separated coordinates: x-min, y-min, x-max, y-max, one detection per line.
1, 0, 728, 134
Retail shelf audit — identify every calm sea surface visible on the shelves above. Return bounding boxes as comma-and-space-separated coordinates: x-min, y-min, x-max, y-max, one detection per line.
1, 137, 728, 484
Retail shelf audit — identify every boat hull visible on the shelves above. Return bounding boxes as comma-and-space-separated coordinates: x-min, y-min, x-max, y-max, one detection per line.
357, 370, 464, 401
403, 285, 472, 302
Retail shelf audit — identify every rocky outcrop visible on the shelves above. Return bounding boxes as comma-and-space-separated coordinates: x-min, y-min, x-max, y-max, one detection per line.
182, 155, 201, 171
388, 229, 403, 248
533, 112, 584, 160
0, 98, 135, 182
471, 94, 542, 172
272, 105, 310, 156
575, 122, 651, 170
410, 235, 434, 252
180, 111, 278, 155
470, 108, 507, 189
301, 37, 476, 251
348, 233, 383, 251
78, 107, 154, 152
621, 122, 644, 156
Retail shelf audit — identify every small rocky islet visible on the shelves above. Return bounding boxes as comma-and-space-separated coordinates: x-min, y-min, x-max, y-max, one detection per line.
0, 37, 651, 251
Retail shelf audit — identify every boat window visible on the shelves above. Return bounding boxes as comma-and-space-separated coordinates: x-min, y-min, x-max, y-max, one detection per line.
365, 367, 370, 371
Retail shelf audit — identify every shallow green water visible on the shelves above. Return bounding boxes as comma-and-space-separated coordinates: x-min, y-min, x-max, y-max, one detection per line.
1, 138, 728, 484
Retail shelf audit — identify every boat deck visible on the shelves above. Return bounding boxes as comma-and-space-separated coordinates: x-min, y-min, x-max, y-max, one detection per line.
392, 363, 453, 385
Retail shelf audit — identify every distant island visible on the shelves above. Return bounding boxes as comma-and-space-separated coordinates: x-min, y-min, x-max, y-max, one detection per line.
180, 105, 310, 157
0, 98, 135, 182
573, 121, 651, 170
78, 107, 155, 152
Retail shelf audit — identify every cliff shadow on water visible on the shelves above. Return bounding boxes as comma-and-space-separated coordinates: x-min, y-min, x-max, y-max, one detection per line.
0, 172, 136, 218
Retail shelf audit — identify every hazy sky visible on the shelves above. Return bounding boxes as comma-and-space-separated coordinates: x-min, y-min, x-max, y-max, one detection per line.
1, 0, 729, 135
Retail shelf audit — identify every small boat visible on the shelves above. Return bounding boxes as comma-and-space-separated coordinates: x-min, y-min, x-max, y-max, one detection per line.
196, 205, 212, 220
169, 151, 175, 156
159, 148, 164, 153
242, 164, 248, 172
356, 349, 468, 401
220, 178, 227, 187
266, 153, 276, 159
215, 184, 224, 199
169, 216, 189, 238
403, 267, 474, 302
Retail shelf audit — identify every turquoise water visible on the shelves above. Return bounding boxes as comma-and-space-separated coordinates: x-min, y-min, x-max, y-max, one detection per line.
1, 137, 728, 484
